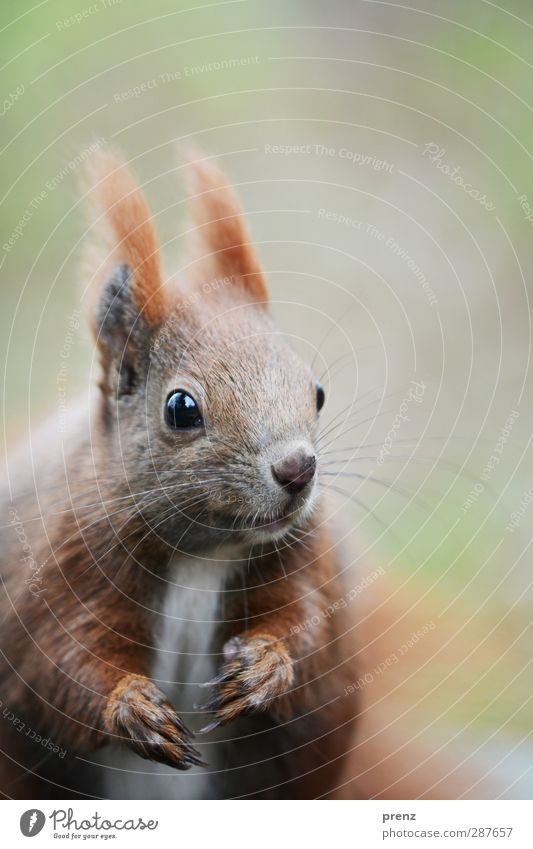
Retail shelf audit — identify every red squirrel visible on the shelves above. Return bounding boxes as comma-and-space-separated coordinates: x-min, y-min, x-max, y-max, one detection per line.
0, 151, 357, 799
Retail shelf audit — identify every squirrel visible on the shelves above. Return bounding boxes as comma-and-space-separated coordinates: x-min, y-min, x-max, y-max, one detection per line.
0, 150, 358, 799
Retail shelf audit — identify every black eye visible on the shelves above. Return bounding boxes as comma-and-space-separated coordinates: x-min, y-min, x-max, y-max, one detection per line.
165, 390, 203, 429
316, 383, 325, 412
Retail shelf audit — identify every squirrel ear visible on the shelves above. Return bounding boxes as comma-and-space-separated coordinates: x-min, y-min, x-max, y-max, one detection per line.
95, 263, 143, 395
185, 153, 269, 306
84, 150, 166, 334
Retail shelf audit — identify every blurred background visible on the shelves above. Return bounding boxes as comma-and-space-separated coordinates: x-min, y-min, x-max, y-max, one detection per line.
1, 0, 533, 798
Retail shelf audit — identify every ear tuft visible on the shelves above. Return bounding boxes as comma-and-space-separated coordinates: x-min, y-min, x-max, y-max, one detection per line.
84, 150, 166, 330
185, 151, 268, 305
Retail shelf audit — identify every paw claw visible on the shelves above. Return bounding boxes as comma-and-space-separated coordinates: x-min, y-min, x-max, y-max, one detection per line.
200, 635, 293, 731
182, 753, 209, 768
105, 675, 206, 770
198, 719, 222, 735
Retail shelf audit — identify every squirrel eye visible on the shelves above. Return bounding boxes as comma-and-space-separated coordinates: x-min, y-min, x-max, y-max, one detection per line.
165, 390, 203, 429
316, 383, 325, 412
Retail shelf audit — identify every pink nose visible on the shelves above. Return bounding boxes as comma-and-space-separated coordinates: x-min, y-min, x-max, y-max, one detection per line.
271, 450, 316, 494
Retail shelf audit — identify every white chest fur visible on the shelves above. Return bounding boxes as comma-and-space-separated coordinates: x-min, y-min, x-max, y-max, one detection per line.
101, 552, 241, 799
152, 553, 236, 714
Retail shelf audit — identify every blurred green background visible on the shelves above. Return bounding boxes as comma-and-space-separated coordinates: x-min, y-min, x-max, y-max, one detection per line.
2, 0, 533, 797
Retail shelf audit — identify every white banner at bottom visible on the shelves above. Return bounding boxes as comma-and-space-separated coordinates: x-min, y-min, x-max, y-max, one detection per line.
2, 799, 531, 848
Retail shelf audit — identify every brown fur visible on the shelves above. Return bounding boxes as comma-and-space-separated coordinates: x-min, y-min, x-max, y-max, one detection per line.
104, 674, 205, 770
0, 150, 356, 799
84, 151, 166, 328
185, 151, 268, 304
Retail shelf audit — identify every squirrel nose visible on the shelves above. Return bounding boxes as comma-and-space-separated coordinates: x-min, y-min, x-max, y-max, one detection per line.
271, 450, 316, 494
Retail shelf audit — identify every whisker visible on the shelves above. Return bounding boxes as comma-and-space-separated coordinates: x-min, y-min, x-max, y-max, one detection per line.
322, 481, 401, 543
273, 538, 288, 581
317, 405, 409, 453
317, 386, 418, 446
320, 470, 437, 517
317, 385, 388, 442
317, 344, 383, 384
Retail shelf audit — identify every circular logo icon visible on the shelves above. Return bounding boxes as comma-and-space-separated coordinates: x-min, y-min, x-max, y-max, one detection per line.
20, 810, 46, 837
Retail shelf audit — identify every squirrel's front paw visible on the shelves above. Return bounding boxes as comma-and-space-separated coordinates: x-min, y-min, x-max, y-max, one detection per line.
200, 635, 294, 732
104, 674, 205, 770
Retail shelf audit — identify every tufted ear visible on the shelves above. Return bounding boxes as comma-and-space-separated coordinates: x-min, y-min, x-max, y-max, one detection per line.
85, 150, 166, 333
185, 152, 269, 306
84, 151, 166, 395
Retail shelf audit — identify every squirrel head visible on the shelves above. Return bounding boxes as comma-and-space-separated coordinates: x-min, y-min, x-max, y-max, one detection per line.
84, 151, 325, 553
